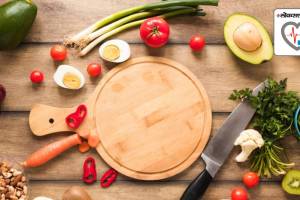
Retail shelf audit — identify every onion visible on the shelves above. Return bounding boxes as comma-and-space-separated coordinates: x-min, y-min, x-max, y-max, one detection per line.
62, 186, 93, 200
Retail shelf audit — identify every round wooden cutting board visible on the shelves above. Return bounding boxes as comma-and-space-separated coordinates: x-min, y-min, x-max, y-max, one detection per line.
29, 57, 212, 180
92, 57, 212, 180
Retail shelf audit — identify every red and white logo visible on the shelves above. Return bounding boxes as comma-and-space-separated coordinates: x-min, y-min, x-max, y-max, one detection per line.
274, 9, 300, 55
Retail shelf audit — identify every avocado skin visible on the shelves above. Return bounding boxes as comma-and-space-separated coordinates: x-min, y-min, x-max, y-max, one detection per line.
224, 13, 273, 65
0, 0, 37, 50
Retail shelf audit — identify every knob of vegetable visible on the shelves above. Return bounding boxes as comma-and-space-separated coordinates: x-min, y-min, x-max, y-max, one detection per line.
0, 0, 37, 50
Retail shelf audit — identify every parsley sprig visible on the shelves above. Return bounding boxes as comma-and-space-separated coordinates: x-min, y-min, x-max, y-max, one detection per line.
230, 78, 300, 177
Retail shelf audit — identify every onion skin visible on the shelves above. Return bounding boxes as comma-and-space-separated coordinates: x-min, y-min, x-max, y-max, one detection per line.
233, 22, 262, 52
62, 186, 93, 200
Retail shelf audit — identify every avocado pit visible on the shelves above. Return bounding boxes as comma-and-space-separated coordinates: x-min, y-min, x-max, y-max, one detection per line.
233, 22, 262, 52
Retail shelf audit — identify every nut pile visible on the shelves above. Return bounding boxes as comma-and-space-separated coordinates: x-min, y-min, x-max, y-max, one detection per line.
0, 162, 27, 200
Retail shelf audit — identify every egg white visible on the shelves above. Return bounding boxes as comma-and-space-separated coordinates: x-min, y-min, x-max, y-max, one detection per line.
99, 39, 131, 63
53, 65, 85, 89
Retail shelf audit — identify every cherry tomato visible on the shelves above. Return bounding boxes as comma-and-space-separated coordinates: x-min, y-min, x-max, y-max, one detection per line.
0, 84, 6, 103
30, 70, 44, 83
243, 172, 259, 188
140, 17, 170, 48
50, 45, 67, 61
189, 35, 206, 52
87, 63, 102, 77
231, 188, 248, 200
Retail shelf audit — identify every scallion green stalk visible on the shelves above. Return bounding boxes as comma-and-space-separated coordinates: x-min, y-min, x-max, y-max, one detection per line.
77, 11, 159, 49
78, 6, 198, 49
64, 0, 218, 46
79, 7, 199, 56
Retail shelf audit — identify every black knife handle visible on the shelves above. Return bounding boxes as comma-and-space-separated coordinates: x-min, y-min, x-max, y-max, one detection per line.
180, 169, 212, 200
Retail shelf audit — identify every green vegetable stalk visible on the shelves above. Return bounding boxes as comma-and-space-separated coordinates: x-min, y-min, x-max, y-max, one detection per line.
64, 0, 219, 56
79, 7, 202, 56
77, 6, 198, 50
230, 78, 300, 177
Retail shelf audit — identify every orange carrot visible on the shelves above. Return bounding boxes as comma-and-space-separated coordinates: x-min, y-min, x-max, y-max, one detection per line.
23, 134, 82, 168
88, 132, 100, 148
78, 131, 90, 139
78, 141, 90, 153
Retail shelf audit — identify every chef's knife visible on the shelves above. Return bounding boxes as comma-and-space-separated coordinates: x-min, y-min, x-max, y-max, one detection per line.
180, 81, 265, 200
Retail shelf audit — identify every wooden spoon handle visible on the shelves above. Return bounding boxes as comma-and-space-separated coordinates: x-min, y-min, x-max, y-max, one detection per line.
29, 104, 76, 136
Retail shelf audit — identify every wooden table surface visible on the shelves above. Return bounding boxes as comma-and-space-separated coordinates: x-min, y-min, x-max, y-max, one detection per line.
0, 0, 300, 199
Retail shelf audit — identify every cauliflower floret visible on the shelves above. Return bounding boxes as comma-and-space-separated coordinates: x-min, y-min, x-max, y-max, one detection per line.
234, 129, 264, 162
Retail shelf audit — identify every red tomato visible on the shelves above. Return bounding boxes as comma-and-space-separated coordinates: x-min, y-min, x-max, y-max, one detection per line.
189, 35, 206, 52
243, 172, 259, 188
87, 63, 102, 77
231, 188, 248, 200
50, 45, 67, 61
140, 17, 170, 48
30, 70, 44, 83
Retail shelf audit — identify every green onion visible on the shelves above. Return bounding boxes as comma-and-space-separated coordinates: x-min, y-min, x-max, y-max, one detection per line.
73, 11, 158, 49
79, 7, 201, 56
77, 6, 193, 49
64, 0, 218, 48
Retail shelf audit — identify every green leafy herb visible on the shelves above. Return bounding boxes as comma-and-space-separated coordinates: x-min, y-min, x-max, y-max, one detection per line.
230, 78, 300, 177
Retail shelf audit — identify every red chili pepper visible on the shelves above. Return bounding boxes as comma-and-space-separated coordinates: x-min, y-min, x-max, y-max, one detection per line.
82, 157, 97, 184
66, 104, 87, 129
100, 168, 118, 188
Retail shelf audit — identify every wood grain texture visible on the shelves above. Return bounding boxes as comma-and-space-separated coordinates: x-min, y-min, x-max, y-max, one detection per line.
23, 0, 300, 43
28, 57, 213, 180
92, 57, 212, 180
1, 112, 299, 182
1, 0, 300, 199
1, 44, 300, 112
29, 181, 298, 200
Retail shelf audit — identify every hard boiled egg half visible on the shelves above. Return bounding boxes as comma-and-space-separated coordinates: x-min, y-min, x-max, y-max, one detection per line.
54, 65, 85, 90
99, 39, 131, 63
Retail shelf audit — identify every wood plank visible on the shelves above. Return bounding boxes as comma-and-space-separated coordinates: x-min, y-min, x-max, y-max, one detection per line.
23, 0, 300, 43
1, 112, 299, 181
1, 44, 300, 112
29, 180, 298, 200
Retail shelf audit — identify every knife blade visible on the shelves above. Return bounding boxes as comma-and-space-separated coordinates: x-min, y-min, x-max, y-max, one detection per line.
180, 81, 265, 200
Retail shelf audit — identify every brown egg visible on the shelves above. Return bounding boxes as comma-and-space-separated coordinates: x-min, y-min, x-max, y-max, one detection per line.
62, 186, 93, 200
233, 22, 262, 52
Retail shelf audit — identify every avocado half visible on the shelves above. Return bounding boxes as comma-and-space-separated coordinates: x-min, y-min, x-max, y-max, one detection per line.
224, 13, 273, 65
